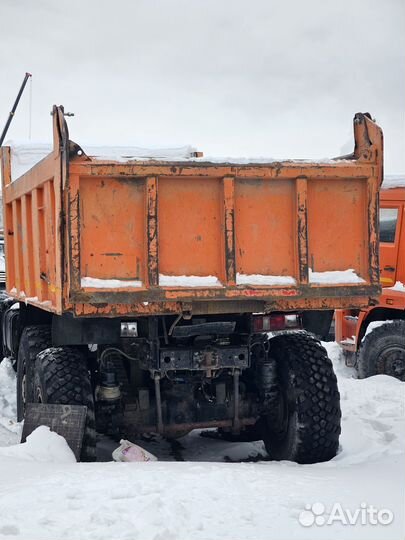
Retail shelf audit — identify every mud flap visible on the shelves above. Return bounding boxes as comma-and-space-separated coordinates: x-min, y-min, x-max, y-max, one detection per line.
21, 403, 87, 461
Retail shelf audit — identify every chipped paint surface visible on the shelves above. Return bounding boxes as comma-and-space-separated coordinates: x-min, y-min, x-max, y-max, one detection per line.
0, 110, 383, 317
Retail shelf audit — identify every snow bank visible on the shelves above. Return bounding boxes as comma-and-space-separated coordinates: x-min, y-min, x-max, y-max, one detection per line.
0, 344, 403, 539
309, 268, 365, 284
236, 273, 296, 286
0, 359, 17, 421
0, 426, 76, 463
323, 341, 405, 465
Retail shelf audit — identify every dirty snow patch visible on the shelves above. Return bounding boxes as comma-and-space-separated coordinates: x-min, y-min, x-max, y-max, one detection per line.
159, 274, 222, 287
236, 273, 296, 286
309, 268, 365, 284
81, 277, 143, 289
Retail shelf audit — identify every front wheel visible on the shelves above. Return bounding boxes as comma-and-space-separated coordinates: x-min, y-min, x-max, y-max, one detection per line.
357, 320, 405, 380
262, 333, 341, 464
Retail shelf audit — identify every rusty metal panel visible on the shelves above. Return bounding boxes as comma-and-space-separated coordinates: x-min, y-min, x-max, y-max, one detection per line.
79, 176, 145, 283
157, 176, 224, 281
0, 109, 384, 318
307, 177, 368, 277
234, 177, 296, 279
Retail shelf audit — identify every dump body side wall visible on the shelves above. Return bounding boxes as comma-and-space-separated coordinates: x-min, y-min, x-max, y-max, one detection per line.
1, 147, 62, 312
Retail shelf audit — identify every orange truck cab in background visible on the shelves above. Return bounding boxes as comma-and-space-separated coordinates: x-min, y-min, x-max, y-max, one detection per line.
335, 185, 405, 378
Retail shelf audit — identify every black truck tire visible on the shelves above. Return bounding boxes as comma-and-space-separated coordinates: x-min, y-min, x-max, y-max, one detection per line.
262, 332, 341, 464
34, 347, 97, 462
357, 320, 405, 381
16, 325, 51, 422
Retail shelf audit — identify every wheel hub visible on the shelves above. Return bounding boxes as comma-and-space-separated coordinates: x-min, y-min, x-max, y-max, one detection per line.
378, 346, 405, 381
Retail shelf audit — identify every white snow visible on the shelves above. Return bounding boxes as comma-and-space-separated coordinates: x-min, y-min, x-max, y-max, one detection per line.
309, 268, 365, 284
0, 426, 76, 463
387, 281, 405, 293
236, 273, 296, 286
340, 336, 356, 345
0, 343, 403, 539
190, 156, 351, 165
0, 359, 20, 440
382, 175, 405, 190
81, 277, 143, 289
7, 141, 353, 182
7, 141, 199, 181
363, 320, 394, 339
159, 274, 222, 287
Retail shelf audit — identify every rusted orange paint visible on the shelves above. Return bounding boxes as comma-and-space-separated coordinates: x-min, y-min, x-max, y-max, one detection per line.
0, 108, 383, 318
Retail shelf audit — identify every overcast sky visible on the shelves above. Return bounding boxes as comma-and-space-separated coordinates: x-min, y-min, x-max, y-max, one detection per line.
0, 0, 404, 172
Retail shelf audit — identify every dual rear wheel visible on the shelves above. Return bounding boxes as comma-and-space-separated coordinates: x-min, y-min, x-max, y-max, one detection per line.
214, 333, 342, 464
262, 333, 341, 463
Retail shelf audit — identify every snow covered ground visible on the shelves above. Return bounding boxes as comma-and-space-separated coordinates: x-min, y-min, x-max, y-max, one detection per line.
0, 342, 404, 540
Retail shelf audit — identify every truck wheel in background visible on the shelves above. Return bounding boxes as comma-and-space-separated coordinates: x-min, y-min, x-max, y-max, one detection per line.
34, 347, 97, 462
16, 325, 51, 422
262, 333, 341, 464
357, 320, 405, 381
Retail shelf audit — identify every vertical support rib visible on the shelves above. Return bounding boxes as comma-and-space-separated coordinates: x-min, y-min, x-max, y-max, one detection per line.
367, 176, 379, 285
44, 180, 56, 303
146, 176, 158, 287
296, 176, 309, 284
1, 148, 13, 291
31, 189, 42, 301
21, 194, 33, 296
11, 200, 21, 292
0, 147, 12, 188
68, 174, 81, 292
223, 176, 236, 285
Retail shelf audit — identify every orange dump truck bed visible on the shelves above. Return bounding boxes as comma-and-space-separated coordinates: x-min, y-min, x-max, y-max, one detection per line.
0, 107, 383, 318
